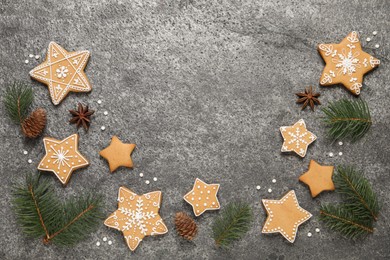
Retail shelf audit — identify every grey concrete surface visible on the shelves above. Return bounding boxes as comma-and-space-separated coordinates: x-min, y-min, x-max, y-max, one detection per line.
1, 0, 389, 259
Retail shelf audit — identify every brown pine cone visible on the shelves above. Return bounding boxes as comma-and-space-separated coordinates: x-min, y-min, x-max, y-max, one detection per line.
21, 108, 47, 138
175, 212, 198, 240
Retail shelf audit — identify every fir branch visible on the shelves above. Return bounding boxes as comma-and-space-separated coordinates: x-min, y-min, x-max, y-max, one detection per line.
319, 204, 373, 239
12, 173, 104, 246
334, 166, 380, 221
3, 81, 34, 124
212, 202, 252, 248
321, 99, 372, 141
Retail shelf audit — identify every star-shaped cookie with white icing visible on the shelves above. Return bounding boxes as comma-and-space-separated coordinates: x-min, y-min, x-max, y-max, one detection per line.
318, 31, 380, 95
280, 119, 317, 157
30, 42, 92, 105
37, 134, 89, 185
262, 190, 312, 243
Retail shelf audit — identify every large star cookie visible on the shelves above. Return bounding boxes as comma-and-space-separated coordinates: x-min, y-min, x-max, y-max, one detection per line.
262, 190, 312, 243
37, 134, 89, 185
99, 136, 136, 173
104, 187, 168, 251
280, 119, 317, 157
183, 178, 220, 217
30, 42, 92, 105
318, 31, 380, 95
299, 160, 335, 197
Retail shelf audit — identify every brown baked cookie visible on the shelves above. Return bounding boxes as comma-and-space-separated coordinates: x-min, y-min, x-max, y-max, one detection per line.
299, 160, 335, 197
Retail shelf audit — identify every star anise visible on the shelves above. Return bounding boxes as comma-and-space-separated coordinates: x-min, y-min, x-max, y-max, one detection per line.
296, 86, 321, 111
69, 103, 94, 131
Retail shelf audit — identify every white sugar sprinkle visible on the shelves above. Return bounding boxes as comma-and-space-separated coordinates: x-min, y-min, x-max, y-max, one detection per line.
108, 240, 112, 245
28, 159, 32, 164
268, 188, 272, 193
338, 141, 343, 146
153, 177, 157, 181
272, 179, 276, 183
35, 55, 40, 59
23, 150, 28, 155
97, 100, 102, 104
101, 126, 106, 131
256, 185, 261, 190
366, 37, 371, 42
24, 59, 29, 64
307, 232, 312, 237
315, 228, 320, 233
29, 54, 34, 58
145, 180, 150, 184
375, 44, 380, 48
329, 152, 334, 157
338, 152, 343, 156
139, 173, 144, 177
373, 31, 378, 36
103, 237, 107, 242
96, 242, 100, 246
104, 111, 108, 116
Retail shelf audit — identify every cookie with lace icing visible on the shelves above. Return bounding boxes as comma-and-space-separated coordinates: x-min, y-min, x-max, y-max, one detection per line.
280, 119, 317, 157
318, 31, 380, 95
37, 133, 89, 185
104, 187, 168, 251
30, 42, 92, 105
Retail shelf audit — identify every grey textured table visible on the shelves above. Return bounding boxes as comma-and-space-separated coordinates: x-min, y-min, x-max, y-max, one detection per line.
1, 1, 389, 259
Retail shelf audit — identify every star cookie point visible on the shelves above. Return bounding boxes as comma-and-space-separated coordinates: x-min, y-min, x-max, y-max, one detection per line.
37, 133, 89, 185
318, 31, 380, 95
262, 190, 312, 243
99, 136, 136, 173
299, 160, 335, 197
30, 42, 92, 105
104, 187, 168, 251
183, 178, 220, 217
280, 119, 317, 157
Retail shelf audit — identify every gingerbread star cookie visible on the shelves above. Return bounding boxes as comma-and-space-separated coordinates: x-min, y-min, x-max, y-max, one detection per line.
280, 119, 317, 157
299, 160, 335, 197
104, 187, 168, 251
262, 190, 312, 243
183, 178, 220, 217
99, 136, 136, 173
318, 31, 380, 95
37, 134, 89, 185
30, 42, 92, 105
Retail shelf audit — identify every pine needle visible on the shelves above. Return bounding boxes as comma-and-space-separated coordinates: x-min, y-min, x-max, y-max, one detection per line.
321, 99, 372, 141
12, 173, 104, 246
212, 202, 252, 248
3, 81, 34, 124
334, 166, 380, 221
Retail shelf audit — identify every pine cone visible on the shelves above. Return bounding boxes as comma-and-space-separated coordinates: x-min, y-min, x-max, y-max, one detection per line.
21, 108, 47, 138
175, 212, 198, 240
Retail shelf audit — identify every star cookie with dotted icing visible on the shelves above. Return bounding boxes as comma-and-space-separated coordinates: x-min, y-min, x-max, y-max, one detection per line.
104, 187, 168, 251
99, 136, 136, 173
183, 178, 220, 217
299, 160, 335, 197
30, 42, 92, 105
37, 133, 89, 185
318, 31, 380, 95
280, 119, 317, 158
262, 190, 312, 243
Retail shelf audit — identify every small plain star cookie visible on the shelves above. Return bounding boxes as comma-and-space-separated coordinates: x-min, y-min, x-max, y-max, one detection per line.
104, 187, 168, 251
280, 119, 317, 157
299, 160, 335, 197
99, 136, 136, 173
262, 190, 312, 243
37, 133, 89, 185
318, 31, 380, 95
183, 178, 220, 217
30, 42, 92, 105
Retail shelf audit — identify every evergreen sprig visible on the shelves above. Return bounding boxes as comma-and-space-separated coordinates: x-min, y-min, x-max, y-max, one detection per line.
12, 173, 104, 246
319, 166, 380, 239
212, 202, 252, 248
3, 81, 34, 124
322, 99, 372, 141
